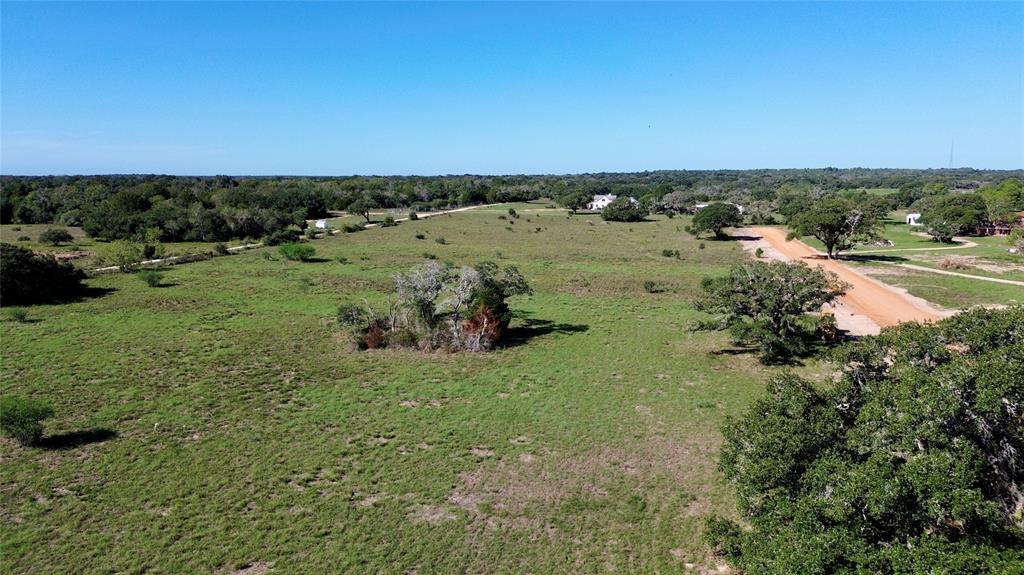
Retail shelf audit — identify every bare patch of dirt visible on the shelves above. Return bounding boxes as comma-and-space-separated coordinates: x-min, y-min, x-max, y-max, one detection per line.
407, 504, 457, 525
231, 561, 273, 575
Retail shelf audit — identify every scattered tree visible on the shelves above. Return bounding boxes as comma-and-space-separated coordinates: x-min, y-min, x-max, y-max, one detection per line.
691, 203, 742, 239
278, 243, 316, 261
695, 260, 848, 362
920, 193, 989, 243
786, 198, 880, 258
347, 197, 373, 223
557, 190, 592, 214
601, 197, 646, 222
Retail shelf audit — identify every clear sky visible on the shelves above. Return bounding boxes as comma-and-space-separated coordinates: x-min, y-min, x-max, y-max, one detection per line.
2, 1, 1021, 175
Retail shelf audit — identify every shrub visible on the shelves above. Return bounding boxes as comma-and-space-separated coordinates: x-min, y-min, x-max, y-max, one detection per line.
698, 242, 706, 250
39, 228, 74, 246
0, 396, 53, 446
661, 249, 680, 258
508, 208, 518, 218
4, 308, 29, 323
381, 216, 397, 227
278, 243, 316, 262
408, 211, 418, 221
0, 243, 87, 305
102, 240, 144, 272
415, 232, 426, 240
304, 227, 318, 240
754, 247, 764, 258
263, 229, 300, 246
336, 256, 349, 264
643, 280, 664, 293
498, 215, 507, 220
937, 256, 971, 270
16, 235, 30, 241
422, 252, 437, 260
137, 269, 164, 287
341, 222, 365, 234
434, 237, 447, 245
212, 242, 230, 256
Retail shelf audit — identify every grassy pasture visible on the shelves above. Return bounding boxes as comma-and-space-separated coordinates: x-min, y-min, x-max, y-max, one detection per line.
0, 202, 797, 574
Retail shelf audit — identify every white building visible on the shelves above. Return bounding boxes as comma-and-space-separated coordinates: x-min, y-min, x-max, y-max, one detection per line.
906, 213, 922, 226
314, 219, 329, 230
692, 202, 744, 214
585, 194, 617, 211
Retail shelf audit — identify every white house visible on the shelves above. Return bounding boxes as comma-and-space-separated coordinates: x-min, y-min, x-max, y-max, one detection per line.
906, 213, 922, 226
585, 194, 617, 211
314, 219, 329, 230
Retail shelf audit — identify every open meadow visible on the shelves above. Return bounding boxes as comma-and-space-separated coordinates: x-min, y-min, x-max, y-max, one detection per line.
0, 202, 808, 574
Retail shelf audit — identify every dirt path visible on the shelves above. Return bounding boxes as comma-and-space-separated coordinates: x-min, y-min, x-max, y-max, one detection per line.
740, 227, 949, 332
894, 263, 1024, 287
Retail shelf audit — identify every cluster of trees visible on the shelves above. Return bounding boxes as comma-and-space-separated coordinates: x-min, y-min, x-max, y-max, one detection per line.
338, 261, 531, 351
706, 306, 1024, 573
0, 243, 86, 305
913, 178, 1024, 242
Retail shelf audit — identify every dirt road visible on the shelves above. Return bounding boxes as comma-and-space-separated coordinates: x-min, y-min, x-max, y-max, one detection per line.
744, 227, 946, 330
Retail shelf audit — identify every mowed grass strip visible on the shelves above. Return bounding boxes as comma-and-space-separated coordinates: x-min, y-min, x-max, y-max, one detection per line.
4, 202, 784, 573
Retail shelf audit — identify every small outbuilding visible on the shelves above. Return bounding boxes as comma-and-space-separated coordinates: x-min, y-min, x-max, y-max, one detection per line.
906, 213, 922, 226
314, 219, 329, 230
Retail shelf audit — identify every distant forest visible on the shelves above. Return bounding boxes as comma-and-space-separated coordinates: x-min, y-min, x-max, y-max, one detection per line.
2, 169, 1020, 242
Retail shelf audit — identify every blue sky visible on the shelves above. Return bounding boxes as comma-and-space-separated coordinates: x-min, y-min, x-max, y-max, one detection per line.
2, 1, 1021, 175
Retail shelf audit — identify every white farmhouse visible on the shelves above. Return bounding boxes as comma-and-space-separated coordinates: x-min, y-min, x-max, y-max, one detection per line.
586, 194, 617, 211
906, 213, 922, 226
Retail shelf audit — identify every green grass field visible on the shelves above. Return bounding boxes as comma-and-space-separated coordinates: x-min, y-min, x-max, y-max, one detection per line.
1, 202, 814, 574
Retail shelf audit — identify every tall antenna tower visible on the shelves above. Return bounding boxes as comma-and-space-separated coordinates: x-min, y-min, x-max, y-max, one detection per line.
948, 138, 954, 169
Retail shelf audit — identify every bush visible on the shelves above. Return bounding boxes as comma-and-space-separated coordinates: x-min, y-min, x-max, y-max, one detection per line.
263, 228, 301, 246
137, 269, 164, 287
4, 308, 29, 323
278, 243, 316, 262
422, 252, 437, 260
408, 211, 418, 221
661, 249, 680, 258
508, 208, 518, 218
341, 222, 365, 234
381, 216, 397, 227
643, 280, 664, 293
0, 396, 53, 446
938, 256, 972, 270
16, 235, 30, 242
415, 232, 426, 240
0, 243, 87, 305
698, 242, 706, 250
434, 237, 447, 245
39, 228, 74, 246
212, 242, 230, 256
304, 227, 318, 240
103, 240, 145, 272
754, 247, 764, 258
336, 256, 349, 264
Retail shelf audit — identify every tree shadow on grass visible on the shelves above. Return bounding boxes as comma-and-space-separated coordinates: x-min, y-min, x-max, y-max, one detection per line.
500, 314, 589, 348
36, 286, 117, 306
840, 254, 910, 264
38, 428, 117, 450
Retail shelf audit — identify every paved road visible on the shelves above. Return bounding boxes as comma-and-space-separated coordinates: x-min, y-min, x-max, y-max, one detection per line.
747, 227, 945, 329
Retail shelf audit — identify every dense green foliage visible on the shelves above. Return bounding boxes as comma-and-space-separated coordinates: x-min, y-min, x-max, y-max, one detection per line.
695, 260, 847, 362
918, 193, 990, 242
38, 228, 74, 245
0, 396, 53, 446
600, 197, 646, 222
707, 306, 1024, 573
0, 243, 86, 305
136, 270, 164, 288
787, 198, 881, 258
278, 243, 316, 262
690, 203, 742, 238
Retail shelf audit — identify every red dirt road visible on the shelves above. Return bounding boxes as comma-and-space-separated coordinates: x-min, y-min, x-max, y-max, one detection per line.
748, 227, 944, 329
